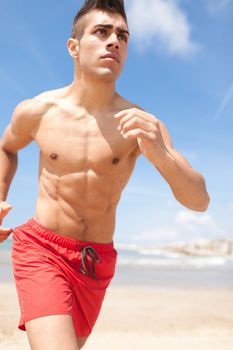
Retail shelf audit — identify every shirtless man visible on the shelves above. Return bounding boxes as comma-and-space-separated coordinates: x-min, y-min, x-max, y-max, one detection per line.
0, 1, 210, 349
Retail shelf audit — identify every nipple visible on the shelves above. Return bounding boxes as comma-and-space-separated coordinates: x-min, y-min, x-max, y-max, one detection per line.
112, 158, 120, 164
50, 153, 58, 160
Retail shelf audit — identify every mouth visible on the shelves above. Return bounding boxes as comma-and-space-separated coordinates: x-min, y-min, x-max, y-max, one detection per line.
101, 54, 120, 63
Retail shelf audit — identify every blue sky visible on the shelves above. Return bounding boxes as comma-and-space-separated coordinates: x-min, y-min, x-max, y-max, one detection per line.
0, 0, 233, 247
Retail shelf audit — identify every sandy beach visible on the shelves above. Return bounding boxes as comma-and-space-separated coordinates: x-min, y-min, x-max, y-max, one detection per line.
0, 282, 233, 350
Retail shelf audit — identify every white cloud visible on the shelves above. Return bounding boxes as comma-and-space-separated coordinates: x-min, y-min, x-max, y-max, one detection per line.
207, 0, 232, 15
135, 211, 220, 244
135, 227, 181, 244
214, 81, 233, 120
131, 209, 232, 245
175, 210, 215, 229
126, 0, 200, 57
166, 198, 182, 209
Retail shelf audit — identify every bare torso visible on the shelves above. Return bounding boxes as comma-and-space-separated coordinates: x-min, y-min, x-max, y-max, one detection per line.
33, 87, 140, 243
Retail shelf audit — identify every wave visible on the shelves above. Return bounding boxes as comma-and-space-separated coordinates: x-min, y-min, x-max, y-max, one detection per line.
115, 243, 233, 269
117, 256, 228, 269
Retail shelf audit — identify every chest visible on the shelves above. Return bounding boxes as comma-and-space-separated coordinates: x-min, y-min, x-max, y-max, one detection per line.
35, 112, 137, 173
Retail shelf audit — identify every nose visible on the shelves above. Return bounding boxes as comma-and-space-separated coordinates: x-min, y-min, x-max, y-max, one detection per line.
106, 32, 119, 50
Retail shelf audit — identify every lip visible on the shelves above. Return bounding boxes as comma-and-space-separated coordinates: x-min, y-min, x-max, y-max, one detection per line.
101, 54, 120, 63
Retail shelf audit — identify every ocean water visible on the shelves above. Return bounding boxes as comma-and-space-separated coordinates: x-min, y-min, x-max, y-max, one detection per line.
115, 243, 233, 270
1, 240, 233, 287
113, 243, 233, 288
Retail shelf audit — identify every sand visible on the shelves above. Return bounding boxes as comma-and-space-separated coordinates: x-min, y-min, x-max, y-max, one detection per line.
0, 282, 233, 350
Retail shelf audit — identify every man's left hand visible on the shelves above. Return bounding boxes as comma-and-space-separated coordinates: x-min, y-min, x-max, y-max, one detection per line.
114, 108, 168, 167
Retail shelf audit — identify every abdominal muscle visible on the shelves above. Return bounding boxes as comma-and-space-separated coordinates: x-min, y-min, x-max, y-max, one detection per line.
35, 167, 121, 244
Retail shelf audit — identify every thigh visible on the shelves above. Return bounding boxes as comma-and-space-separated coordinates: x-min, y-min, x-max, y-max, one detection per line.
77, 337, 88, 349
26, 315, 79, 350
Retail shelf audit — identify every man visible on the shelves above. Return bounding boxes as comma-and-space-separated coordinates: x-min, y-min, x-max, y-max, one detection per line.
0, 0, 210, 349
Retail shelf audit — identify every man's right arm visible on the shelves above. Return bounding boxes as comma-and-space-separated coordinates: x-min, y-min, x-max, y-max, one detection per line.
0, 99, 40, 242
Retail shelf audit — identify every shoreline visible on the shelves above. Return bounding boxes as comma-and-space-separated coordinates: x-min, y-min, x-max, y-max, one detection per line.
0, 282, 233, 350
1, 263, 233, 289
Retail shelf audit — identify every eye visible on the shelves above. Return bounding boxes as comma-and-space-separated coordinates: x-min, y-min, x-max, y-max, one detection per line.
118, 33, 128, 42
95, 28, 107, 36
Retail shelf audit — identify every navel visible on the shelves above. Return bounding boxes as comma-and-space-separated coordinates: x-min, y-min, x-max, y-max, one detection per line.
50, 153, 58, 160
112, 157, 120, 165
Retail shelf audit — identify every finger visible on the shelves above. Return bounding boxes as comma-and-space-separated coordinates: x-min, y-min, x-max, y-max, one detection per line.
117, 112, 149, 131
122, 129, 155, 140
0, 229, 12, 242
116, 110, 157, 128
0, 235, 11, 243
0, 201, 13, 211
115, 109, 145, 122
114, 108, 147, 120
0, 202, 12, 219
115, 107, 156, 119
117, 113, 135, 129
0, 227, 13, 235
120, 118, 155, 135
114, 108, 133, 119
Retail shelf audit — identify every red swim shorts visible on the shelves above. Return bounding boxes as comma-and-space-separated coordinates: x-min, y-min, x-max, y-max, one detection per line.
11, 218, 117, 337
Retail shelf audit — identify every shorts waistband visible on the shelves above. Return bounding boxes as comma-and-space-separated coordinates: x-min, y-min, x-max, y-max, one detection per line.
21, 218, 114, 253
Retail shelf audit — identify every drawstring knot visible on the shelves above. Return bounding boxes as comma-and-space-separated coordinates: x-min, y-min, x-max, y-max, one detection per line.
78, 245, 101, 281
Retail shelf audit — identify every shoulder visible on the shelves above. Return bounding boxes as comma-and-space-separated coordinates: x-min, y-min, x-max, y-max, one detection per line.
13, 97, 51, 121
14, 85, 69, 116
11, 90, 60, 137
115, 94, 143, 112
12, 86, 66, 122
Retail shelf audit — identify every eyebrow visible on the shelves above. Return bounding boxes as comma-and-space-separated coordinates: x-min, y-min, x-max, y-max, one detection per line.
93, 24, 130, 36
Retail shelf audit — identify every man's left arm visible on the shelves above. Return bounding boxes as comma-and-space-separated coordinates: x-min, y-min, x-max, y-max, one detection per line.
114, 108, 210, 212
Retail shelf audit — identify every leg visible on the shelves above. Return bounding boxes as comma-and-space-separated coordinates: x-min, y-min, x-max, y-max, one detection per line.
25, 315, 79, 350
77, 337, 88, 349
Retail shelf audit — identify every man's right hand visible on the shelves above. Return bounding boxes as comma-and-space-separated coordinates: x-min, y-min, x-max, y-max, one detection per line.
0, 201, 13, 243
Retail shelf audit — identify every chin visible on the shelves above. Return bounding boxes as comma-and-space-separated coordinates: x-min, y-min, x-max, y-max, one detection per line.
93, 67, 120, 82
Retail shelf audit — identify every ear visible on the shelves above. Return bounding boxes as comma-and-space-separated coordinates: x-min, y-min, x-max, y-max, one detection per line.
67, 38, 79, 59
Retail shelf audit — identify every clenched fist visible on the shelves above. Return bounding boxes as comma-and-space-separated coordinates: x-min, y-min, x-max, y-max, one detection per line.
0, 201, 13, 243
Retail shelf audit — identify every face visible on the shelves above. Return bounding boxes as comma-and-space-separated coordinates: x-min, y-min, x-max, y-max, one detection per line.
69, 10, 129, 82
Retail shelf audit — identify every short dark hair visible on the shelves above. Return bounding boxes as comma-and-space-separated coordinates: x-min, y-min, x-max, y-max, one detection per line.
71, 0, 128, 40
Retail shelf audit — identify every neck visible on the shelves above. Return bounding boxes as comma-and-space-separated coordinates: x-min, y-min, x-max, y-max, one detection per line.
67, 73, 116, 114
